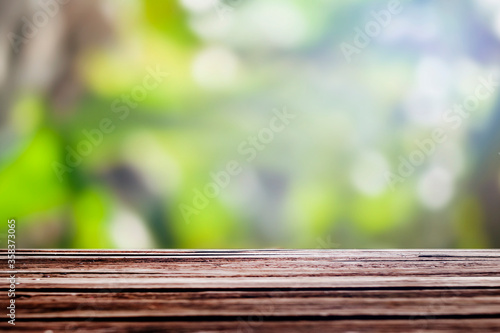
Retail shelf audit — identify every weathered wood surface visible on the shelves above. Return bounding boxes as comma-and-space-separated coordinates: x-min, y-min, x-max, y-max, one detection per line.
1, 249, 500, 332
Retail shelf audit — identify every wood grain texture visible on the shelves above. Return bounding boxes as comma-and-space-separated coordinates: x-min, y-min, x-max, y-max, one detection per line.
1, 249, 500, 332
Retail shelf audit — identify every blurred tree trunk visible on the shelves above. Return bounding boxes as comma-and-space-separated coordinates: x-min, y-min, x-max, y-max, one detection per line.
471, 98, 500, 247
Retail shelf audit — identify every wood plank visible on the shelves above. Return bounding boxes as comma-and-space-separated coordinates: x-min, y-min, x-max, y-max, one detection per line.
1, 250, 499, 332
1, 319, 500, 332
12, 289, 500, 318
6, 276, 500, 290
5, 249, 500, 258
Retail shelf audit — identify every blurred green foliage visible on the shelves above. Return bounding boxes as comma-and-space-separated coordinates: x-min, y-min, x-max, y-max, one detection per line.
0, 0, 498, 249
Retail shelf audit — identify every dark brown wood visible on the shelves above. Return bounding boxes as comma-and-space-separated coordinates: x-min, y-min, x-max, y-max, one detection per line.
1, 250, 500, 332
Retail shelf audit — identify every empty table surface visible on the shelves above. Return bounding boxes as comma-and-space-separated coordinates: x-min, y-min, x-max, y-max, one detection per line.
1, 249, 500, 332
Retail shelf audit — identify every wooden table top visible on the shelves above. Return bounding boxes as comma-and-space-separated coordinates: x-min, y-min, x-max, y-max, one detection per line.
2, 249, 500, 332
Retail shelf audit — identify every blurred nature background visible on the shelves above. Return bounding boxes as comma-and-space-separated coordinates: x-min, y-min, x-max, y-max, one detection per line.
0, 0, 499, 249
